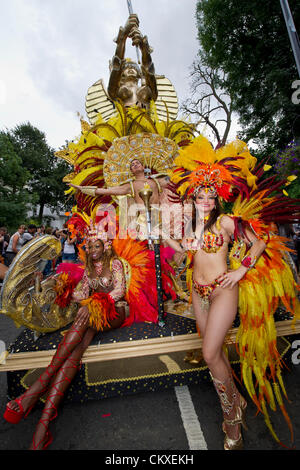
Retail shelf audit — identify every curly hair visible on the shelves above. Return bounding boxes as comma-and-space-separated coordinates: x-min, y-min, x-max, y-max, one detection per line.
85, 240, 117, 277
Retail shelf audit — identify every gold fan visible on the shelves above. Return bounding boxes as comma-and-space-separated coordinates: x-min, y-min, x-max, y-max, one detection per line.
103, 133, 178, 187
0, 236, 77, 333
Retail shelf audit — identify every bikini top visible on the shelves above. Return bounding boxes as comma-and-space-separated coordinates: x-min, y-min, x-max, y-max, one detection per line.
183, 214, 228, 254
184, 231, 225, 254
88, 261, 113, 291
88, 274, 113, 291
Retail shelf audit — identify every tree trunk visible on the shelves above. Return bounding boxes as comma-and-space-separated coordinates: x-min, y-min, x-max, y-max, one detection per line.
38, 202, 44, 222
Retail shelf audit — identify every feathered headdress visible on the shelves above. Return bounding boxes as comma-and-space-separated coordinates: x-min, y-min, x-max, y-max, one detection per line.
169, 136, 258, 201
66, 206, 114, 261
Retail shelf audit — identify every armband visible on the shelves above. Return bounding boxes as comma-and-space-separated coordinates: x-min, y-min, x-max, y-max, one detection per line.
80, 186, 97, 197
241, 255, 257, 269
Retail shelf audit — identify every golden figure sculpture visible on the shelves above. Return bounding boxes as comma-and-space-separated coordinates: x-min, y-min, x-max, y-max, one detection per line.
85, 15, 180, 124
107, 14, 158, 109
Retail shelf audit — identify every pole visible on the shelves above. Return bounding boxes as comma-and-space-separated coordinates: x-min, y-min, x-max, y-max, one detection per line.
280, 0, 300, 78
153, 240, 166, 327
126, 0, 141, 64
138, 186, 166, 327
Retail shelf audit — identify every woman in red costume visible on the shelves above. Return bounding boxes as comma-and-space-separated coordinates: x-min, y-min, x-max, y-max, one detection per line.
3, 229, 127, 450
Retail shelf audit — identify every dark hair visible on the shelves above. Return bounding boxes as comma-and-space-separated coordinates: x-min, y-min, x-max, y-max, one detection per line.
130, 159, 143, 170
192, 196, 222, 235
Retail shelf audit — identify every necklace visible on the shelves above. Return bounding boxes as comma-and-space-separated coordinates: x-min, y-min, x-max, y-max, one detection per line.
196, 214, 210, 225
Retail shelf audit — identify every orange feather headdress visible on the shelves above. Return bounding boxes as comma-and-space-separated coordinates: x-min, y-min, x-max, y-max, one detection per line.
169, 136, 258, 201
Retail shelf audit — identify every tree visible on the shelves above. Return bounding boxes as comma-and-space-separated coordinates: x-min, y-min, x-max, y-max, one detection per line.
196, 0, 300, 155
273, 139, 300, 198
181, 54, 233, 146
0, 132, 32, 230
8, 123, 71, 221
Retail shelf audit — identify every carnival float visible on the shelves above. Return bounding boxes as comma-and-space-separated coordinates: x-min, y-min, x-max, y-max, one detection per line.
1, 6, 300, 448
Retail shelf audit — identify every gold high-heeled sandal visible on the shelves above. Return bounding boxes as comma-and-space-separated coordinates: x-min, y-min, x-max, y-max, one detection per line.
222, 397, 248, 450
210, 372, 247, 450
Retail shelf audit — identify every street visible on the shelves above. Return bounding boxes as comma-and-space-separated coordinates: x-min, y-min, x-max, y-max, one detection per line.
0, 313, 300, 453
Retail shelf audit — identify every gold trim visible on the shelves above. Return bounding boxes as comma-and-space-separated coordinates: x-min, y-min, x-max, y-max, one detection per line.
84, 359, 209, 387
1, 320, 299, 372
19, 337, 290, 391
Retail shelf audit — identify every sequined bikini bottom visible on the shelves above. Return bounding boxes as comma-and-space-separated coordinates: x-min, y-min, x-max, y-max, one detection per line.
192, 273, 225, 309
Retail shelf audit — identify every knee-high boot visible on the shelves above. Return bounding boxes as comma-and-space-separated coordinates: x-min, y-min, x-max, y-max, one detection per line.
210, 372, 247, 450
29, 328, 95, 450
4, 321, 88, 425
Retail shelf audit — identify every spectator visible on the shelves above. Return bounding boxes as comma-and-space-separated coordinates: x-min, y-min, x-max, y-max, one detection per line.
36, 225, 45, 237
279, 224, 298, 273
23, 224, 37, 244
52, 228, 60, 239
43, 228, 61, 276
62, 230, 77, 263
52, 229, 63, 265
293, 224, 300, 274
0, 227, 10, 263
0, 262, 8, 281
4, 225, 26, 266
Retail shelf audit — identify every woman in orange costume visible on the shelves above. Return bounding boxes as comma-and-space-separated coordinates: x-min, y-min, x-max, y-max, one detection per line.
166, 136, 300, 449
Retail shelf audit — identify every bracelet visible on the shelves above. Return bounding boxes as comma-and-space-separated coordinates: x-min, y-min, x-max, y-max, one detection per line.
241, 255, 257, 269
81, 186, 97, 197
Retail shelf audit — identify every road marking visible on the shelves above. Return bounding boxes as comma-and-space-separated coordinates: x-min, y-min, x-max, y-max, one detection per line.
159, 355, 208, 450
175, 385, 208, 450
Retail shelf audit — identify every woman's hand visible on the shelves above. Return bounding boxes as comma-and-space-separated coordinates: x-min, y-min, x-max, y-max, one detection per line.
75, 306, 90, 328
218, 268, 246, 289
68, 183, 81, 191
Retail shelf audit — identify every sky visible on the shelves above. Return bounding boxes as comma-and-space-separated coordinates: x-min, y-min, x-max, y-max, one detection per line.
0, 0, 206, 150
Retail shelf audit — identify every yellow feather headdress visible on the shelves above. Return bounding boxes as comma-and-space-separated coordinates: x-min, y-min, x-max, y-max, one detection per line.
170, 136, 257, 201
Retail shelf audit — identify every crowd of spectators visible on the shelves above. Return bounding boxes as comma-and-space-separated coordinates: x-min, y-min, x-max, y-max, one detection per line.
0, 222, 299, 282
0, 223, 79, 280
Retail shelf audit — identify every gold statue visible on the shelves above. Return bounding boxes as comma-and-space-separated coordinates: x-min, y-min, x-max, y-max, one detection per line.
85, 15, 180, 124
108, 14, 157, 109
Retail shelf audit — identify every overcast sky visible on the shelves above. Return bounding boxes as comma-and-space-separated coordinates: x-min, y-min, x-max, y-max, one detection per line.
0, 0, 204, 150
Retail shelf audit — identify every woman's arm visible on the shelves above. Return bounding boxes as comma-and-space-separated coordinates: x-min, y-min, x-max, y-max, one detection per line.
67, 235, 77, 244
72, 271, 90, 302
109, 259, 126, 302
11, 233, 20, 253
218, 216, 267, 288
163, 238, 186, 254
